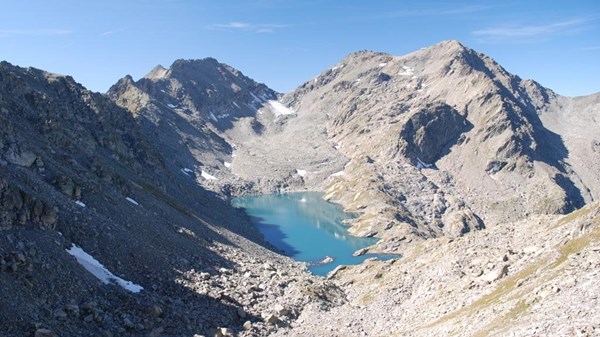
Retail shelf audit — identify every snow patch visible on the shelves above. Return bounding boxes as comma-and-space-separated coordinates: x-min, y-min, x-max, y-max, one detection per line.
378, 62, 387, 67
125, 197, 139, 205
232, 102, 240, 109
296, 169, 307, 177
250, 92, 264, 104
66, 244, 143, 293
267, 101, 295, 116
201, 170, 217, 181
181, 168, 193, 176
416, 157, 433, 169
75, 200, 86, 208
209, 112, 218, 122
330, 171, 344, 177
399, 66, 414, 76
260, 92, 271, 101
167, 103, 178, 109
224, 162, 232, 168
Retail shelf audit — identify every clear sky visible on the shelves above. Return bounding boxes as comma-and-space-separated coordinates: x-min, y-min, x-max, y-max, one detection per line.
1, 0, 598, 96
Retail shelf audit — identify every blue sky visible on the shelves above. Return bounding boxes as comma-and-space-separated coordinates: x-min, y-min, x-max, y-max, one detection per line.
1, 0, 598, 96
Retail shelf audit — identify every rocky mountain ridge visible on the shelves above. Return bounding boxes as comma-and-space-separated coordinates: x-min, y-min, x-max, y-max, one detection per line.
1, 40, 599, 337
129, 40, 596, 251
281, 40, 596, 244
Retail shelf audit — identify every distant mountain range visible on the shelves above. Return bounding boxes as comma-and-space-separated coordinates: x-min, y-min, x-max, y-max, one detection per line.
1, 40, 599, 336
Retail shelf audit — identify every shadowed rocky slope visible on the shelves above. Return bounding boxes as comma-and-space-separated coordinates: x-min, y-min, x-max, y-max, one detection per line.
107, 58, 280, 197
0, 62, 339, 337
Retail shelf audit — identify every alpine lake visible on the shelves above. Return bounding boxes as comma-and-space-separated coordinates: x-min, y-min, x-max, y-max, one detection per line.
232, 192, 397, 276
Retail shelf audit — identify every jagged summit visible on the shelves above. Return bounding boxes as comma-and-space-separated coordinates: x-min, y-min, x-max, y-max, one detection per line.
109, 58, 277, 136
144, 64, 168, 80
170, 57, 220, 67
437, 39, 466, 48
143, 58, 224, 81
428, 39, 468, 53
0, 61, 74, 88
140, 57, 256, 89
337, 40, 467, 67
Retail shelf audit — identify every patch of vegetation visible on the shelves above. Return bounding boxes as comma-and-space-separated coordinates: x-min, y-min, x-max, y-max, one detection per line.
551, 203, 593, 229
416, 252, 548, 334
417, 212, 600, 334
549, 215, 600, 269
359, 290, 375, 305
472, 300, 529, 337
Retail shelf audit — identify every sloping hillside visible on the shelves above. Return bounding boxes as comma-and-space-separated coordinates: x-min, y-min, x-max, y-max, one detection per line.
0, 62, 334, 337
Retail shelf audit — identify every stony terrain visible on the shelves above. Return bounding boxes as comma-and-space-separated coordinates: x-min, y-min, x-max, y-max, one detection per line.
1, 40, 600, 337
0, 61, 334, 337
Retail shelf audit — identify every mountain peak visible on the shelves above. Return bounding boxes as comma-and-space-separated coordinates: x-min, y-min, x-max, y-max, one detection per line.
341, 50, 391, 63
337, 40, 471, 71
435, 39, 466, 50
171, 57, 219, 68
142, 58, 228, 82
144, 64, 168, 80
416, 39, 474, 61
167, 58, 223, 75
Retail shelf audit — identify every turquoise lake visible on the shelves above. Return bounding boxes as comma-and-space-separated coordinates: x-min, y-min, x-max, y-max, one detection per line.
232, 192, 394, 276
